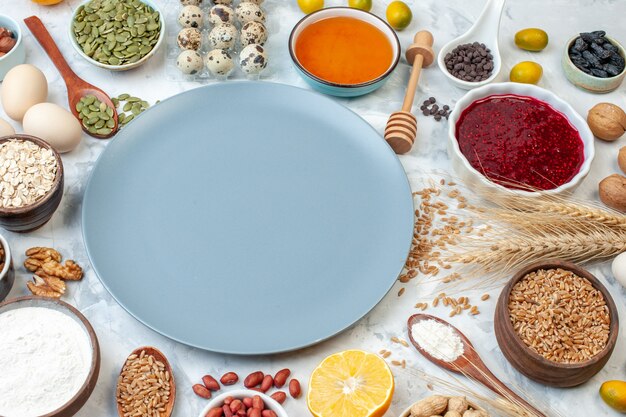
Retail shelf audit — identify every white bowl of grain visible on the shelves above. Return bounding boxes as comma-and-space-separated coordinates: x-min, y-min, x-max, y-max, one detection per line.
0, 134, 64, 232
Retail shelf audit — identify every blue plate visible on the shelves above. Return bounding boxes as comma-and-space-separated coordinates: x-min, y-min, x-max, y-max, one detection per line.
82, 82, 413, 354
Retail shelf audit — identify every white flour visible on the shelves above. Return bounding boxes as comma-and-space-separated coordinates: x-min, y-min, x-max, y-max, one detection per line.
410, 319, 464, 362
0, 307, 92, 417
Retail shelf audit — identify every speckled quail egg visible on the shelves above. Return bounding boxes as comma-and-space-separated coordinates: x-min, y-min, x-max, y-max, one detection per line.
208, 5, 235, 25
208, 24, 238, 50
180, 0, 201, 5
177, 28, 202, 50
178, 5, 204, 29
212, 0, 232, 4
176, 50, 204, 75
242, 0, 263, 4
240, 21, 267, 46
235, 2, 265, 24
205, 49, 235, 77
239, 44, 268, 75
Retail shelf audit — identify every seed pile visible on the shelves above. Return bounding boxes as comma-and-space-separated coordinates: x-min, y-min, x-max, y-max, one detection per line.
444, 42, 494, 82
116, 350, 172, 417
73, 0, 162, 66
0, 139, 57, 209
415, 292, 485, 317
508, 268, 610, 364
569, 31, 625, 78
77, 95, 116, 136
113, 93, 151, 126
420, 97, 451, 121
193, 369, 301, 404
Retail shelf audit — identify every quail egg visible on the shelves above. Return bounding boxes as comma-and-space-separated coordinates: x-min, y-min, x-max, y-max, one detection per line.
205, 49, 235, 77
176, 50, 204, 75
180, 0, 201, 5
208, 5, 235, 25
178, 5, 203, 29
239, 44, 268, 75
212, 0, 232, 4
243, 0, 263, 3
177, 28, 202, 50
208, 24, 238, 50
240, 21, 267, 46
235, 2, 265, 24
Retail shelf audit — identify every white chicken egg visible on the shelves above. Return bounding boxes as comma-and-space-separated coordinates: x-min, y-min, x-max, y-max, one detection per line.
611, 252, 626, 288
0, 64, 48, 122
0, 118, 15, 137
23, 103, 82, 153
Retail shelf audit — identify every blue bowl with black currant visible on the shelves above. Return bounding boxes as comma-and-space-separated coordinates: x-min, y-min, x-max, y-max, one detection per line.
563, 30, 625, 93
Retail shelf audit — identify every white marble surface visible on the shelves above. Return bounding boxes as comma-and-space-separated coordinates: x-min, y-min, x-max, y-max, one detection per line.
2, 0, 626, 415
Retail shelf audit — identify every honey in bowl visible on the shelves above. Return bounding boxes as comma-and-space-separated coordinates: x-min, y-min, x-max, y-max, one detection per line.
294, 16, 394, 85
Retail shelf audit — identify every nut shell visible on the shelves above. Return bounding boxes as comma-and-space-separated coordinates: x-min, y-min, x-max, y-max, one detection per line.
587, 103, 626, 141
619, 146, 626, 174
599, 174, 626, 212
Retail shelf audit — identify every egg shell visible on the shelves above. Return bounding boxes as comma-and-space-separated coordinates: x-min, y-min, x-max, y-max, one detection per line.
23, 103, 82, 153
209, 5, 235, 25
235, 2, 265, 24
1, 64, 48, 122
612, 252, 626, 288
0, 118, 15, 137
208, 24, 237, 50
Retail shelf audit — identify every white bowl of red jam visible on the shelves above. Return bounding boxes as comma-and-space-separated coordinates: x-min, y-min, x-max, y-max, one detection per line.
448, 82, 595, 196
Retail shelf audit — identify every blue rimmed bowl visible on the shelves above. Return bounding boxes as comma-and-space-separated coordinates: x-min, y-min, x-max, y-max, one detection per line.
0, 14, 26, 81
288, 7, 400, 97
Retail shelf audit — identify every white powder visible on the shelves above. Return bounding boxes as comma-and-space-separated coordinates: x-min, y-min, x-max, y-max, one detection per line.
0, 307, 92, 417
410, 319, 464, 362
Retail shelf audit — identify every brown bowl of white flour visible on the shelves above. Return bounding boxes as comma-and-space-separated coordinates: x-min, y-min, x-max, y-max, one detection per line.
0, 296, 100, 417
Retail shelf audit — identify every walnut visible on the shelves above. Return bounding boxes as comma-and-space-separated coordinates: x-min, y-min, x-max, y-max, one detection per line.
599, 174, 626, 212
25, 247, 62, 262
24, 257, 44, 272
42, 260, 83, 281
587, 103, 626, 141
26, 275, 64, 298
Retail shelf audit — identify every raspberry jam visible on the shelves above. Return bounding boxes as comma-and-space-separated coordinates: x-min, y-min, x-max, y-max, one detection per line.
455, 94, 585, 191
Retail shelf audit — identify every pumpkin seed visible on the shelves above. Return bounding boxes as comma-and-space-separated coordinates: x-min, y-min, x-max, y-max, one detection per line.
79, 94, 117, 136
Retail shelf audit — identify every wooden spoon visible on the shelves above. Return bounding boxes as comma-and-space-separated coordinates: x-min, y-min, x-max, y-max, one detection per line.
407, 314, 547, 417
384, 30, 435, 155
23, 16, 118, 139
117, 346, 176, 417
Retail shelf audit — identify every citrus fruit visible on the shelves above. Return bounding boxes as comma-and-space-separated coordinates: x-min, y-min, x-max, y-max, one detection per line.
386, 1, 412, 31
298, 0, 324, 14
600, 380, 626, 412
515, 28, 549, 52
307, 350, 394, 417
510, 61, 543, 84
31, 0, 64, 4
349, 0, 372, 12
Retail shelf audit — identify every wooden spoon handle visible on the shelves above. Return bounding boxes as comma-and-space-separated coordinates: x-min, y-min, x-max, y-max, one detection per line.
24, 16, 80, 87
465, 363, 547, 417
401, 54, 424, 112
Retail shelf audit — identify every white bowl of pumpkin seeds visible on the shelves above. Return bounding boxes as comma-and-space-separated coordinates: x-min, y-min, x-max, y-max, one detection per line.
69, 0, 165, 71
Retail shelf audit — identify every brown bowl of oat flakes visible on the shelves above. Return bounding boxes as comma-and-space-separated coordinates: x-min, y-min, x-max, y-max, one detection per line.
495, 260, 619, 387
0, 134, 64, 232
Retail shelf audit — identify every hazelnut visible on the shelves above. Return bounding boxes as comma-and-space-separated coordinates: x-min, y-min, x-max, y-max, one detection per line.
599, 174, 626, 212
0, 36, 16, 54
0, 27, 12, 39
588, 103, 626, 141
618, 146, 626, 174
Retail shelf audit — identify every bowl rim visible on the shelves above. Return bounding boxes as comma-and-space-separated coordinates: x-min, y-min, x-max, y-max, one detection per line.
447, 82, 595, 196
496, 260, 619, 370
0, 295, 101, 417
436, 38, 501, 90
68, 0, 165, 71
197, 388, 288, 417
0, 232, 11, 282
0, 13, 23, 64
0, 134, 64, 214
288, 7, 401, 89
563, 34, 626, 80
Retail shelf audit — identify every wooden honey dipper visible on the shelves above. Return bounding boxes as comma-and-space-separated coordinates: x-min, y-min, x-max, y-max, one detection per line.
385, 31, 435, 154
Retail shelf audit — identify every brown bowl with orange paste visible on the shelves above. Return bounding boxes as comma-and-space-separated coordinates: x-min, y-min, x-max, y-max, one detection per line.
289, 7, 401, 97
